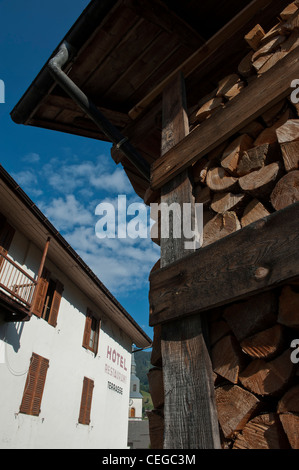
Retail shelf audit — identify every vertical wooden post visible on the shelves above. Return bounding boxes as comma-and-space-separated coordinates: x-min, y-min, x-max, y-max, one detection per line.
160, 73, 220, 449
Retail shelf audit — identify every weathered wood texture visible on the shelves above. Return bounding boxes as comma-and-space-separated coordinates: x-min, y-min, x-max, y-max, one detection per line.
148, 410, 164, 449
233, 413, 290, 449
162, 315, 221, 448
149, 202, 299, 326
150, 46, 299, 190
159, 73, 220, 449
215, 384, 261, 439
148, 367, 164, 409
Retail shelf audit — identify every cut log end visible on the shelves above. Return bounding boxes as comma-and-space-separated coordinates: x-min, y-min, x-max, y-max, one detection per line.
270, 170, 299, 210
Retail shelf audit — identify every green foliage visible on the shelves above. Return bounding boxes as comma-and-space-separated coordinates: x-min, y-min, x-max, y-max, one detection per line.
141, 390, 153, 417
134, 350, 152, 393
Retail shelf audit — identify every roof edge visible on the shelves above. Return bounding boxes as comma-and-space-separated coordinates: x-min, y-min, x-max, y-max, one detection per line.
10, 0, 118, 125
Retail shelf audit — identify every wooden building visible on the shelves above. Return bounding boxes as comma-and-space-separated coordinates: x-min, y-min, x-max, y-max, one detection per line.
11, 0, 299, 449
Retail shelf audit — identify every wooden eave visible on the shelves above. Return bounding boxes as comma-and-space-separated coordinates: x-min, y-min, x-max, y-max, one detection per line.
10, 0, 288, 199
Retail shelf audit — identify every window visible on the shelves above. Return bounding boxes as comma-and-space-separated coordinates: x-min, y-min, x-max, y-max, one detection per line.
19, 353, 49, 416
0, 214, 15, 269
78, 377, 94, 425
32, 267, 64, 327
133, 384, 137, 392
82, 308, 100, 354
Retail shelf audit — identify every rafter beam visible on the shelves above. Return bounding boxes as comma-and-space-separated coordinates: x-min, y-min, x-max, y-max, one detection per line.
128, 0, 277, 120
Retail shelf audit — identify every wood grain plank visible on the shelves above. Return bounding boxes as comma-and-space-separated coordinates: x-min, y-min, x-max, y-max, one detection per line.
149, 201, 299, 326
83, 19, 161, 99
162, 314, 221, 448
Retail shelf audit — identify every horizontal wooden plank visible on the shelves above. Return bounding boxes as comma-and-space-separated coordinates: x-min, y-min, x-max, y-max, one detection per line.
150, 46, 299, 190
149, 202, 299, 326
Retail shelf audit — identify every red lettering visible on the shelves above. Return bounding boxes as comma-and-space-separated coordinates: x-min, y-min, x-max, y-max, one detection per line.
106, 345, 128, 372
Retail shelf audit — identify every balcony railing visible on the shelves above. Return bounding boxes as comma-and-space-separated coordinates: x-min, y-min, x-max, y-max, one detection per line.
0, 251, 37, 310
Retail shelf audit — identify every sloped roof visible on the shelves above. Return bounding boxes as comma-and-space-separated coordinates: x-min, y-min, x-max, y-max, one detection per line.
11, 0, 287, 198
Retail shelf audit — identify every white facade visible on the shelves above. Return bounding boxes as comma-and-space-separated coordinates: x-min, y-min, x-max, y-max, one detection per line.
129, 354, 143, 421
0, 169, 151, 449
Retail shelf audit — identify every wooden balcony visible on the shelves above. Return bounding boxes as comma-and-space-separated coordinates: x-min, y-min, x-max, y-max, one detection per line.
0, 251, 37, 321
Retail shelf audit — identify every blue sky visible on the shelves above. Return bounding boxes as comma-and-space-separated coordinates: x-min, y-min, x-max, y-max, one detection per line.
0, 0, 160, 340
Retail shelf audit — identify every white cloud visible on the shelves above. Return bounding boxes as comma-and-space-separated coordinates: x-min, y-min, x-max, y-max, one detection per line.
22, 152, 40, 163
90, 167, 131, 193
12, 169, 37, 187
41, 195, 94, 231
44, 157, 133, 195
63, 224, 160, 295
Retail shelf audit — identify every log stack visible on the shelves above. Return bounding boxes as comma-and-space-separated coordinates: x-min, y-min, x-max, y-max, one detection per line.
148, 1, 299, 450
209, 283, 299, 449
189, 2, 299, 247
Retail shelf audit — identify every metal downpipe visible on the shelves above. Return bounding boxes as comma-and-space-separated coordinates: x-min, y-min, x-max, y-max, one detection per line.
47, 42, 151, 182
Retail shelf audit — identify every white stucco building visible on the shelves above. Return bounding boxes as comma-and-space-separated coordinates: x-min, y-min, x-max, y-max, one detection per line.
0, 165, 151, 449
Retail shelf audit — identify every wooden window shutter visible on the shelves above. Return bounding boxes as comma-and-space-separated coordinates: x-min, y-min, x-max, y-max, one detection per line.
48, 280, 64, 327
32, 268, 50, 318
20, 353, 49, 416
79, 377, 94, 425
82, 309, 93, 349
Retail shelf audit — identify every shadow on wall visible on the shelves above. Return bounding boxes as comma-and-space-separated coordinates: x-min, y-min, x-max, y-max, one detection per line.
0, 321, 24, 353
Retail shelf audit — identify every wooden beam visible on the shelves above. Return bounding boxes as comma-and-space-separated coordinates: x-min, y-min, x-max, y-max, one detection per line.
128, 0, 275, 120
159, 73, 220, 449
150, 45, 299, 190
149, 201, 299, 327
45, 94, 131, 127
124, 0, 205, 48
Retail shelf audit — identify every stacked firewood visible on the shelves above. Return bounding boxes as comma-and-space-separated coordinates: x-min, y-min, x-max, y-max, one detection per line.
190, 2, 299, 248
147, 2, 299, 450
189, 2, 299, 129
194, 3, 299, 449
209, 282, 299, 449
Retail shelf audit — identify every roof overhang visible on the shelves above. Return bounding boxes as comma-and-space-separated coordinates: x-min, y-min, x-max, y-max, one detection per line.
10, 0, 288, 199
